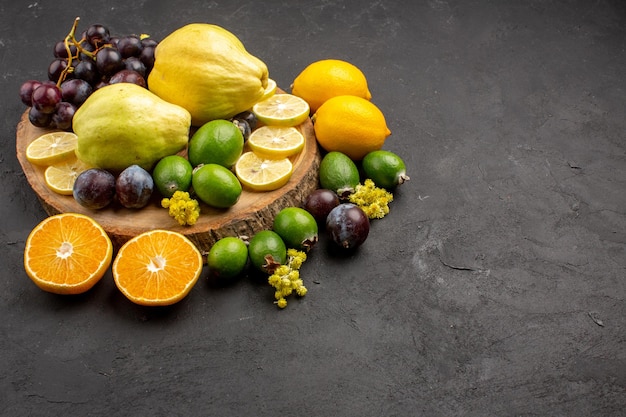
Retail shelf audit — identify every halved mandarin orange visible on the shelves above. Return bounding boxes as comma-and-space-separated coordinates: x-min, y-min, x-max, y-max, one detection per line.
24, 213, 113, 294
112, 230, 203, 306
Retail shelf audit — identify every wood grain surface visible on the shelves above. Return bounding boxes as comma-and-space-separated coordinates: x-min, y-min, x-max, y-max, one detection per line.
16, 109, 321, 255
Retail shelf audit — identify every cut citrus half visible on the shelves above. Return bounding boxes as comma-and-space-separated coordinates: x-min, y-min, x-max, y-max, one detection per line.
247, 126, 305, 159
260, 78, 277, 101
44, 156, 92, 195
24, 213, 113, 295
112, 229, 203, 306
25, 131, 78, 166
252, 93, 310, 127
235, 151, 293, 191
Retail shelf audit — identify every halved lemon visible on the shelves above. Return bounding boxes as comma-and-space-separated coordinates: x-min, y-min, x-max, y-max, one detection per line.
44, 156, 92, 195
252, 93, 310, 127
247, 126, 305, 159
235, 152, 293, 191
261, 78, 277, 101
25, 131, 78, 166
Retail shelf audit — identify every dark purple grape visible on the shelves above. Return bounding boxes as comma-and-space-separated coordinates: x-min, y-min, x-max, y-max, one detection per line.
19, 80, 42, 106
73, 59, 99, 85
115, 165, 154, 209
51, 102, 76, 130
31, 83, 62, 114
53, 40, 77, 59
109, 36, 120, 48
326, 203, 370, 250
48, 58, 68, 83
109, 69, 146, 88
139, 45, 155, 72
86, 24, 110, 47
94, 80, 109, 90
231, 119, 251, 141
60, 78, 92, 106
116, 35, 143, 58
304, 189, 340, 223
141, 37, 158, 48
232, 110, 258, 131
73, 168, 116, 210
28, 106, 52, 128
124, 57, 146, 77
95, 47, 124, 76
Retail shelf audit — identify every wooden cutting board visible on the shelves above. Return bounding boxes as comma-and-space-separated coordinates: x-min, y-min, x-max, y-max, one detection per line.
16, 109, 321, 256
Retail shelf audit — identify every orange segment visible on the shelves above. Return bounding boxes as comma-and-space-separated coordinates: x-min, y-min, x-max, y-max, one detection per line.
24, 213, 113, 294
112, 230, 203, 306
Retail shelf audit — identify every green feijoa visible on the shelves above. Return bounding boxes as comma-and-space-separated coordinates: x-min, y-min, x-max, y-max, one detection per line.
362, 150, 409, 189
192, 163, 242, 208
272, 207, 318, 252
319, 151, 360, 198
248, 230, 287, 273
152, 155, 193, 198
187, 119, 244, 168
207, 236, 249, 280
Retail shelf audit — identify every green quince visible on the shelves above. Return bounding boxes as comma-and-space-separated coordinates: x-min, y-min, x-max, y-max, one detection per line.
73, 83, 191, 172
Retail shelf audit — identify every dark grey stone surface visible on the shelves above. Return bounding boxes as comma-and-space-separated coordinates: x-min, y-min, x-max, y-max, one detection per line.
1, 1, 625, 416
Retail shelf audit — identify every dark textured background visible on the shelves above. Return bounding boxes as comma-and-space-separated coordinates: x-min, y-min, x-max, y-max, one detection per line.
1, 1, 625, 416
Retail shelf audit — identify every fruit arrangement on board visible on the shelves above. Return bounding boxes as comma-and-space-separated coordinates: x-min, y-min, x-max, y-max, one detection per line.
18, 18, 410, 309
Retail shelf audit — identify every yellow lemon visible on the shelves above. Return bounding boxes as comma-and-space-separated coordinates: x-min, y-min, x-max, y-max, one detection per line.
261, 78, 277, 101
44, 156, 92, 195
312, 95, 391, 161
252, 93, 310, 127
247, 126, 305, 159
26, 132, 78, 166
235, 152, 293, 191
291, 59, 372, 113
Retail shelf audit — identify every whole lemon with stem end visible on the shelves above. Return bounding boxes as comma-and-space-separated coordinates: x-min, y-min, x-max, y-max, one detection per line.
312, 95, 391, 161
291, 59, 372, 113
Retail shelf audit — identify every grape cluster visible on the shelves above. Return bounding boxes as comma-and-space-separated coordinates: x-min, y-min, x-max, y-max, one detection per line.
19, 17, 158, 131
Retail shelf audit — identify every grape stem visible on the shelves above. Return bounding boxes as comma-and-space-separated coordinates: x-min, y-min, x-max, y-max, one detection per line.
58, 16, 100, 87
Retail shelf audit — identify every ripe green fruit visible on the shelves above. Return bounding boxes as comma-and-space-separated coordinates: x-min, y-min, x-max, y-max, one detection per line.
188, 119, 244, 168
192, 163, 242, 208
207, 236, 248, 280
73, 83, 191, 172
362, 150, 409, 189
248, 230, 287, 273
272, 207, 318, 251
152, 155, 193, 198
319, 151, 360, 198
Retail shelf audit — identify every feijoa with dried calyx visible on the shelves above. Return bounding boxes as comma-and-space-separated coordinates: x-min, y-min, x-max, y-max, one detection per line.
319, 151, 360, 199
272, 207, 318, 252
248, 230, 287, 273
362, 150, 409, 189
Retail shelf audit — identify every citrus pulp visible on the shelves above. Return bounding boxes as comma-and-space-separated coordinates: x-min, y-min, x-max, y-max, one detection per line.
24, 213, 113, 294
112, 229, 203, 306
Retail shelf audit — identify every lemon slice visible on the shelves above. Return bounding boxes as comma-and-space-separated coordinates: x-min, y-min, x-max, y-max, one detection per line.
247, 126, 305, 159
26, 131, 78, 166
235, 152, 293, 191
44, 156, 92, 195
261, 78, 277, 101
252, 93, 310, 127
